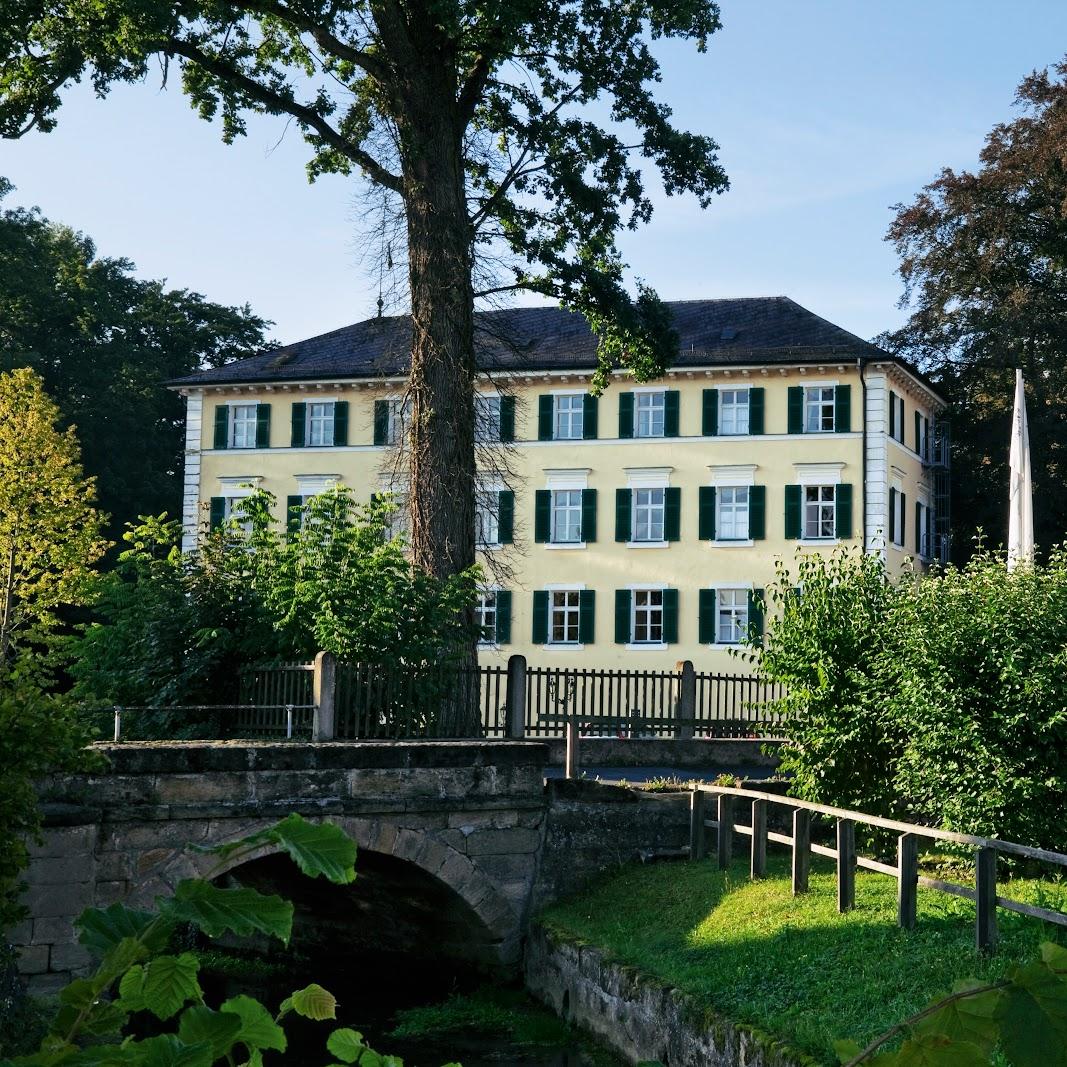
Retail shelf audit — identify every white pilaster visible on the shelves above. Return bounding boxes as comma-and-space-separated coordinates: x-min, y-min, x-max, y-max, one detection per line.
181, 391, 204, 553
864, 373, 888, 560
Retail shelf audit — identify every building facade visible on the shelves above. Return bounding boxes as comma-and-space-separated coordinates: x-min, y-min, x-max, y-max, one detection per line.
171, 298, 948, 671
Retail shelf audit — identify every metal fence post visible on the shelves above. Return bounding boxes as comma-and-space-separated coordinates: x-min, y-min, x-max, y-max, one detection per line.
565, 719, 580, 779
676, 660, 695, 740
113, 706, 121, 743
898, 833, 918, 930
312, 651, 337, 741
689, 787, 706, 861
976, 846, 997, 953
792, 809, 811, 895
505, 654, 527, 739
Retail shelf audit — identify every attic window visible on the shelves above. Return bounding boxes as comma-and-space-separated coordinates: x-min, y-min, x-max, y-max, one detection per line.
720, 328, 738, 341
267, 350, 296, 369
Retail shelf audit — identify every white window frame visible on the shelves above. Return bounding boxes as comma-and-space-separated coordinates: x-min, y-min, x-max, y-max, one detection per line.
719, 387, 751, 436
891, 478, 906, 548
716, 485, 750, 542
229, 403, 259, 449
714, 587, 750, 646
386, 397, 410, 445
217, 477, 260, 535
803, 384, 836, 434
377, 477, 409, 541
631, 587, 665, 648
547, 587, 583, 648
550, 488, 583, 545
634, 389, 666, 438
476, 589, 499, 647
306, 400, 336, 447
553, 392, 585, 441
475, 488, 501, 548
475, 393, 502, 443
632, 487, 666, 544
625, 467, 671, 548
803, 485, 837, 540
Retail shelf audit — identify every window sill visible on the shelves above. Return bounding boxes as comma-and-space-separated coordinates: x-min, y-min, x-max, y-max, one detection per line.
626, 540, 669, 549
476, 542, 504, 551
799, 537, 840, 546
712, 539, 754, 548
545, 541, 587, 550
625, 642, 668, 651
542, 643, 585, 652
478, 641, 500, 651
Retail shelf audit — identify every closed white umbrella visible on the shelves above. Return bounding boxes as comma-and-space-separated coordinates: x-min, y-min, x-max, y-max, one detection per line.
1007, 368, 1034, 570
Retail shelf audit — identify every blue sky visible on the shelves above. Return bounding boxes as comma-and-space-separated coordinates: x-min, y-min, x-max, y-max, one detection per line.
2, 1, 1065, 347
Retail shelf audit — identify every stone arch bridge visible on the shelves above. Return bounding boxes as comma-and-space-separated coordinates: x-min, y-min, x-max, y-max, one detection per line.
12, 741, 694, 992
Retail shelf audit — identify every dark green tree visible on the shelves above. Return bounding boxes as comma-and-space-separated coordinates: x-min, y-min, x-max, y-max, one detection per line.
880, 58, 1067, 555
0, 180, 271, 536
0, 0, 728, 597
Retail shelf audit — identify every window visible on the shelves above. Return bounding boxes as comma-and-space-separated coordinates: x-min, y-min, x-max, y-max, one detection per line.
476, 591, 498, 644
306, 402, 335, 447
804, 387, 836, 433
223, 496, 254, 536
717, 486, 750, 541
387, 399, 409, 445
635, 392, 665, 438
383, 493, 408, 541
717, 589, 749, 644
551, 489, 583, 543
554, 394, 584, 440
719, 389, 750, 435
632, 589, 663, 644
475, 490, 500, 546
230, 404, 258, 449
803, 485, 836, 539
550, 590, 581, 645
475, 395, 502, 443
632, 488, 665, 542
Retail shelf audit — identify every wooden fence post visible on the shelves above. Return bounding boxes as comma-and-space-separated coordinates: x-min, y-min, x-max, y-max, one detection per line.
792, 809, 811, 895
565, 719, 580, 779
689, 788, 706, 861
836, 818, 856, 912
750, 798, 767, 879
312, 652, 336, 741
717, 793, 734, 870
676, 660, 695, 740
505, 654, 527, 739
976, 846, 998, 953
897, 833, 918, 930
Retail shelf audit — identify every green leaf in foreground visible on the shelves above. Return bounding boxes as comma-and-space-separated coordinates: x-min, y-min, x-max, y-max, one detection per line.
177, 1006, 243, 1060
280, 983, 337, 1021
76, 902, 170, 956
326, 1028, 367, 1063
162, 880, 294, 944
219, 995, 287, 1053
911, 980, 1003, 1051
133, 1033, 215, 1067
141, 953, 201, 1021
999, 960, 1067, 1067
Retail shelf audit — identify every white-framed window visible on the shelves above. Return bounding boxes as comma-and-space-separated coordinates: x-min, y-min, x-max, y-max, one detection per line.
475, 489, 500, 546
635, 391, 665, 438
554, 394, 584, 440
551, 489, 583, 544
386, 398, 410, 445
306, 401, 335, 447
633, 487, 665, 542
230, 404, 258, 449
632, 589, 664, 644
804, 386, 836, 433
476, 590, 498, 644
383, 493, 408, 541
804, 485, 836, 539
717, 486, 750, 541
891, 486, 905, 547
475, 395, 502, 443
717, 588, 749, 644
720, 389, 750, 435
550, 590, 582, 645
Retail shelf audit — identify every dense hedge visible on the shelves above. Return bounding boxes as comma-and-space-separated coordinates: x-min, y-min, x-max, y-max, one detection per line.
754, 547, 1067, 852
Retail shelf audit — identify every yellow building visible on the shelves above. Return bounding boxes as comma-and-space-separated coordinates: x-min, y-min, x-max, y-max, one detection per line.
171, 298, 948, 671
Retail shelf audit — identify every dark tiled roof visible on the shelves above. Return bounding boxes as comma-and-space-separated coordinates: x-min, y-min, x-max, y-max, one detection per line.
169, 297, 911, 388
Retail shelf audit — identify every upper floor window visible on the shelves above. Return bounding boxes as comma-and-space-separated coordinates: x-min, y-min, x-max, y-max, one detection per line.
475, 489, 500, 547
632, 589, 664, 644
475, 395, 501, 443
633, 487, 665, 543
551, 489, 583, 544
550, 589, 581, 645
476, 591, 498, 643
717, 486, 750, 541
230, 404, 258, 449
635, 392, 665, 438
716, 588, 749, 644
307, 402, 335, 447
374, 398, 410, 446
805, 387, 836, 433
719, 389, 750, 435
555, 394, 584, 440
888, 391, 905, 443
804, 485, 837, 539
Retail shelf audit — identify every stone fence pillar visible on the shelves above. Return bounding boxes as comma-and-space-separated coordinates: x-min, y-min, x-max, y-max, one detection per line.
312, 651, 336, 741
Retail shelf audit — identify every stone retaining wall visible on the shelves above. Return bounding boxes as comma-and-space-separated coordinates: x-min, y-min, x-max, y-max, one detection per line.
543, 737, 780, 769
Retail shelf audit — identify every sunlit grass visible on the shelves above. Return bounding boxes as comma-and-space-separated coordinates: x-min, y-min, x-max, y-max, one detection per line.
541, 856, 1067, 1063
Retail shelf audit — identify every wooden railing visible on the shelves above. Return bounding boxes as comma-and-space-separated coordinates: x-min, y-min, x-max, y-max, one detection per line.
688, 784, 1067, 953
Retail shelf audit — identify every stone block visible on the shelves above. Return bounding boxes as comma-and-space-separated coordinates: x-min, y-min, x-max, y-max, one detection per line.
464, 827, 541, 856
95, 881, 129, 906
27, 971, 71, 996
27, 855, 94, 885
22, 882, 92, 919
103, 821, 208, 852
50, 942, 93, 972
8, 920, 32, 946
32, 917, 75, 945
447, 810, 519, 833
154, 773, 252, 805
17, 944, 49, 975
136, 848, 178, 877
95, 851, 131, 881
27, 825, 95, 859
468, 852, 536, 884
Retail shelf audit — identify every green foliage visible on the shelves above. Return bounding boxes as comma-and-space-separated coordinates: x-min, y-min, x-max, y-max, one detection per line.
0, 815, 436, 1067
757, 546, 1067, 851
0, 179, 270, 536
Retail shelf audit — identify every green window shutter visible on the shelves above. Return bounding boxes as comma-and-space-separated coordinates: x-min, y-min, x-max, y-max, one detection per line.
614, 589, 631, 644
255, 403, 271, 448
698, 588, 716, 644
836, 483, 854, 540
532, 591, 549, 643
495, 590, 512, 644
834, 384, 851, 433
618, 392, 634, 439
534, 490, 551, 543
538, 395, 553, 441
662, 588, 679, 644
214, 406, 229, 450
286, 495, 303, 536
581, 488, 597, 543
664, 390, 680, 437
698, 485, 716, 541
923, 416, 930, 461
333, 401, 349, 446
499, 395, 516, 443
915, 500, 922, 554
749, 387, 765, 435
747, 589, 765, 643
888, 486, 897, 543
899, 492, 906, 546
749, 485, 766, 540
373, 400, 389, 446
664, 487, 681, 541
889, 391, 897, 439
914, 409, 921, 454
615, 488, 632, 542
702, 389, 718, 436
787, 386, 804, 434
497, 490, 514, 544
785, 484, 802, 539
578, 590, 595, 644
209, 496, 226, 531
582, 394, 599, 439
290, 402, 307, 447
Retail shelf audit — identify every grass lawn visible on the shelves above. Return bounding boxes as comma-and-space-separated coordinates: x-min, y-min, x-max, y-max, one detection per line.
540, 854, 1067, 1063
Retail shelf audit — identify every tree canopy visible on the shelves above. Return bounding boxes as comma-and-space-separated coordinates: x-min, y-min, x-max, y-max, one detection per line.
880, 58, 1067, 552
0, 179, 271, 535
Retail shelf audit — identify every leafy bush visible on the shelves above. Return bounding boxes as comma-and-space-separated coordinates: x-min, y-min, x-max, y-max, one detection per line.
757, 546, 1067, 851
